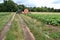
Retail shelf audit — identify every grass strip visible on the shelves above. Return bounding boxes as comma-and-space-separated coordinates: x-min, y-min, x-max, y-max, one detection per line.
5, 14, 25, 40
0, 12, 13, 33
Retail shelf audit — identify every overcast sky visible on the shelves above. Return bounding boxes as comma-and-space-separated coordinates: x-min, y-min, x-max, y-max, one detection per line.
0, 0, 60, 9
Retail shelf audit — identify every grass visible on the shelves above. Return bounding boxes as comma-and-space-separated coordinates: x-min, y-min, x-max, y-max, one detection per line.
0, 12, 13, 33
5, 14, 25, 40
21, 14, 51, 40
0, 12, 60, 40
21, 14, 60, 40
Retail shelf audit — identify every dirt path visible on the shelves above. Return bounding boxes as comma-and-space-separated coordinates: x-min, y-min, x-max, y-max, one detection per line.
0, 13, 16, 40
46, 25, 60, 32
18, 15, 35, 40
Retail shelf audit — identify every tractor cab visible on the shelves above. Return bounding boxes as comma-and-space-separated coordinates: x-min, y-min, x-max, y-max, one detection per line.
16, 9, 22, 14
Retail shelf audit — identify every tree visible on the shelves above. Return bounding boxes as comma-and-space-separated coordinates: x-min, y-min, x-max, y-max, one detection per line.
18, 5, 26, 11
0, 0, 59, 12
3, 0, 18, 12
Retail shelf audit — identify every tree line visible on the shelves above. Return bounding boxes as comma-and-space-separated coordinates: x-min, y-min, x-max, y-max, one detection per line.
0, 0, 60, 12
0, 0, 25, 12
28, 7, 60, 12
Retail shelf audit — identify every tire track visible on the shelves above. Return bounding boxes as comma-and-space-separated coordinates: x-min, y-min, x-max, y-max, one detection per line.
0, 13, 16, 40
18, 15, 35, 40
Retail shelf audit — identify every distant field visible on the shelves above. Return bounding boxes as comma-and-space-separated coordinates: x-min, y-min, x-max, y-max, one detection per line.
0, 12, 13, 33
31, 12, 60, 14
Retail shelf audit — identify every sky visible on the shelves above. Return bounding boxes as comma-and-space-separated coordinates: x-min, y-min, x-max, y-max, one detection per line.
0, 0, 60, 9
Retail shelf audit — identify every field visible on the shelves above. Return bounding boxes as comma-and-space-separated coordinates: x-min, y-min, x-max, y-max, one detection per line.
0, 12, 60, 40
5, 15, 25, 40
21, 12, 60, 40
27, 12, 60, 26
0, 13, 25, 40
0, 12, 13, 33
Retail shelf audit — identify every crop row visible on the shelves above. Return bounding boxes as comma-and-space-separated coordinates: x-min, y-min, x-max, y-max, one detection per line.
26, 13, 60, 26
22, 14, 60, 40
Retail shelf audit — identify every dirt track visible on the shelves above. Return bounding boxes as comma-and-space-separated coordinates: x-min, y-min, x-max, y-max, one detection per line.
0, 13, 35, 40
18, 15, 35, 40
0, 13, 16, 40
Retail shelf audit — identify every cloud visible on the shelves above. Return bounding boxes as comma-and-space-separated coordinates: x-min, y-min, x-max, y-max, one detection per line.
14, 0, 60, 9
13, 0, 35, 7
0, 0, 60, 9
26, 0, 60, 9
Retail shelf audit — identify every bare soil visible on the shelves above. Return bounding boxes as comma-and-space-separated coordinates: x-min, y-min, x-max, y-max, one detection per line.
46, 25, 60, 33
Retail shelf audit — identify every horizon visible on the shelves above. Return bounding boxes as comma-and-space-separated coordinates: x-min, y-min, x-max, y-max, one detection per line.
0, 0, 60, 9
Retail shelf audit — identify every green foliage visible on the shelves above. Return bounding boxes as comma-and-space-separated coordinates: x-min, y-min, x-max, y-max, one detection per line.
18, 5, 26, 11
28, 7, 60, 12
49, 32, 60, 40
0, 0, 18, 12
23, 13, 60, 40
27, 13, 60, 26
0, 0, 26, 12
21, 15, 49, 40
4, 0, 18, 12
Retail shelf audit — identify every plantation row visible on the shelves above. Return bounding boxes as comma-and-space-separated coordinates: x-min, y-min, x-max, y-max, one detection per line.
26, 13, 60, 26
22, 14, 60, 40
